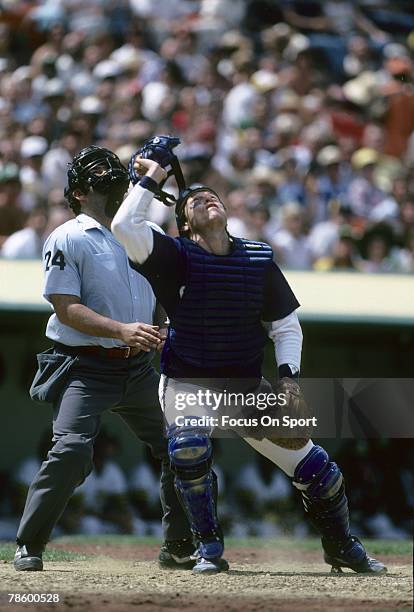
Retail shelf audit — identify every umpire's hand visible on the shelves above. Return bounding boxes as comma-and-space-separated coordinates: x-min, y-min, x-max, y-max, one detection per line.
118, 322, 162, 352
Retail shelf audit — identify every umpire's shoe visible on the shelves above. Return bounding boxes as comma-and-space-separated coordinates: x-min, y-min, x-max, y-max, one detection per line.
323, 536, 387, 574
158, 537, 197, 569
14, 545, 43, 571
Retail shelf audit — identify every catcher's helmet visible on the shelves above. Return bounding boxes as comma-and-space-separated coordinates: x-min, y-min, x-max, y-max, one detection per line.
175, 184, 222, 234
65, 145, 129, 214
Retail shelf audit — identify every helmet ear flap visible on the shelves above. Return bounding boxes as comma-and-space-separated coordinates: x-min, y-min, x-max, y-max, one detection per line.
65, 162, 88, 208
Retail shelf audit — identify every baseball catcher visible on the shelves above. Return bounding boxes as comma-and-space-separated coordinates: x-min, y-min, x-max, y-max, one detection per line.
111, 135, 386, 576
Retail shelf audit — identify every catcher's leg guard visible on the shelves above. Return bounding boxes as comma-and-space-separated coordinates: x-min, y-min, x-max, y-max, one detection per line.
293, 445, 386, 574
168, 426, 223, 561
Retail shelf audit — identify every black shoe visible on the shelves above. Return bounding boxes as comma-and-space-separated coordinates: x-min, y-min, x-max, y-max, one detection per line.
14, 545, 43, 572
158, 537, 197, 569
323, 536, 387, 574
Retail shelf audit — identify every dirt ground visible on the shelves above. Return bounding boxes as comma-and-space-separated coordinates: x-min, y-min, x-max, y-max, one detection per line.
0, 543, 412, 612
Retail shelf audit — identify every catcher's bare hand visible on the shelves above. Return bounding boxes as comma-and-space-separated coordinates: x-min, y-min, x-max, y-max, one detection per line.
133, 157, 167, 184
118, 322, 162, 352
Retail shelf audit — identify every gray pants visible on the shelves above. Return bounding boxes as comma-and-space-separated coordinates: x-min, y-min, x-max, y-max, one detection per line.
17, 348, 191, 548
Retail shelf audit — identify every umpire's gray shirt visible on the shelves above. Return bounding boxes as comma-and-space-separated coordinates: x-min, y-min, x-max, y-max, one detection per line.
43, 213, 156, 348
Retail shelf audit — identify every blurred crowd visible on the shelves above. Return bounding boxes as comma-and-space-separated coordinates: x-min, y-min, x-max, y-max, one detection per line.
0, 429, 412, 540
1, 0, 414, 272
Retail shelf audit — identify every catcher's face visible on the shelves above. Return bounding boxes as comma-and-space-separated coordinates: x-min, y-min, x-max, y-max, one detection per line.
183, 191, 227, 235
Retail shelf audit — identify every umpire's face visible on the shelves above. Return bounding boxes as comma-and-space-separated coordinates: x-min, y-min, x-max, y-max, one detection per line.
183, 191, 227, 236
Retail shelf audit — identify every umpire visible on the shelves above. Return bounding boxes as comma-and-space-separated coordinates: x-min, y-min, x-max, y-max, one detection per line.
14, 146, 193, 571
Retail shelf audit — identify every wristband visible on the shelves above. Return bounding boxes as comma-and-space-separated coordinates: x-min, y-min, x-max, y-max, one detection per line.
139, 176, 159, 194
278, 364, 300, 379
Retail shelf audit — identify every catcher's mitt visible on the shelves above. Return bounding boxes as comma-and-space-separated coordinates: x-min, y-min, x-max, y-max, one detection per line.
128, 135, 181, 183
266, 377, 314, 446
128, 135, 186, 208
224, 377, 313, 443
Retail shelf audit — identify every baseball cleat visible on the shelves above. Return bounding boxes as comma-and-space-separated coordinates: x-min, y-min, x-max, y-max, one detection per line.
323, 536, 387, 574
158, 537, 197, 569
14, 545, 43, 571
192, 556, 229, 575
192, 536, 229, 574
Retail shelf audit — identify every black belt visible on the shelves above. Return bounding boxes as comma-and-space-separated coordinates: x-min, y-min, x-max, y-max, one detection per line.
54, 343, 141, 360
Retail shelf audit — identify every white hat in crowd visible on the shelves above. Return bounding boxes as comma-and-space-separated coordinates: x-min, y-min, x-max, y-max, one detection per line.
20, 136, 48, 158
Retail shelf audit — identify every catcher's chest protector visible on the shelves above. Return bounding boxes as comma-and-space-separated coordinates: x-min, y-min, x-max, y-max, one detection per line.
170, 238, 273, 368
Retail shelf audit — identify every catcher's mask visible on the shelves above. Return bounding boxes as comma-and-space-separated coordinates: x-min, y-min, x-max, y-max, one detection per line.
65, 145, 129, 217
128, 135, 186, 206
175, 184, 223, 235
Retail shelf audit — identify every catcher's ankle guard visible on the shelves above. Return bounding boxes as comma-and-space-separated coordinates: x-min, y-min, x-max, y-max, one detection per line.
323, 535, 387, 574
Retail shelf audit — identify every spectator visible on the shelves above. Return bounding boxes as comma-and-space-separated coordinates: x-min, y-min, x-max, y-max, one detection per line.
225, 188, 251, 239
348, 148, 392, 220
397, 194, 414, 239
272, 202, 313, 269
313, 227, 359, 271
277, 147, 306, 206
42, 130, 83, 190
309, 144, 350, 223
1, 204, 48, 259
0, 164, 25, 249
358, 223, 400, 272
381, 55, 414, 159
396, 227, 414, 273
283, 0, 388, 82
343, 34, 378, 79
19, 135, 49, 211
246, 165, 279, 213
308, 200, 353, 260
246, 204, 271, 242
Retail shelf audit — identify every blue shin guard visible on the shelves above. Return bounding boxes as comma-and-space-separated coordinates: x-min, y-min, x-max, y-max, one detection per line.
293, 445, 350, 543
168, 427, 223, 560
293, 445, 386, 573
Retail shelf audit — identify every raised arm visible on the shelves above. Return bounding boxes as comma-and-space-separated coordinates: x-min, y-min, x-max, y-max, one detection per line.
111, 159, 167, 264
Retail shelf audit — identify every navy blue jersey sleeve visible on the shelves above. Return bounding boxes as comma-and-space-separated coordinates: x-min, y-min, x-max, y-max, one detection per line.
128, 229, 186, 317
261, 260, 300, 321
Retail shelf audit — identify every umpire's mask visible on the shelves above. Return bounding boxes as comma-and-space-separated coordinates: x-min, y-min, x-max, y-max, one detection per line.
65, 146, 129, 217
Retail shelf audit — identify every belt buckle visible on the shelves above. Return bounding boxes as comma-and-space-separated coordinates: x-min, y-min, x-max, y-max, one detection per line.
124, 346, 131, 358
